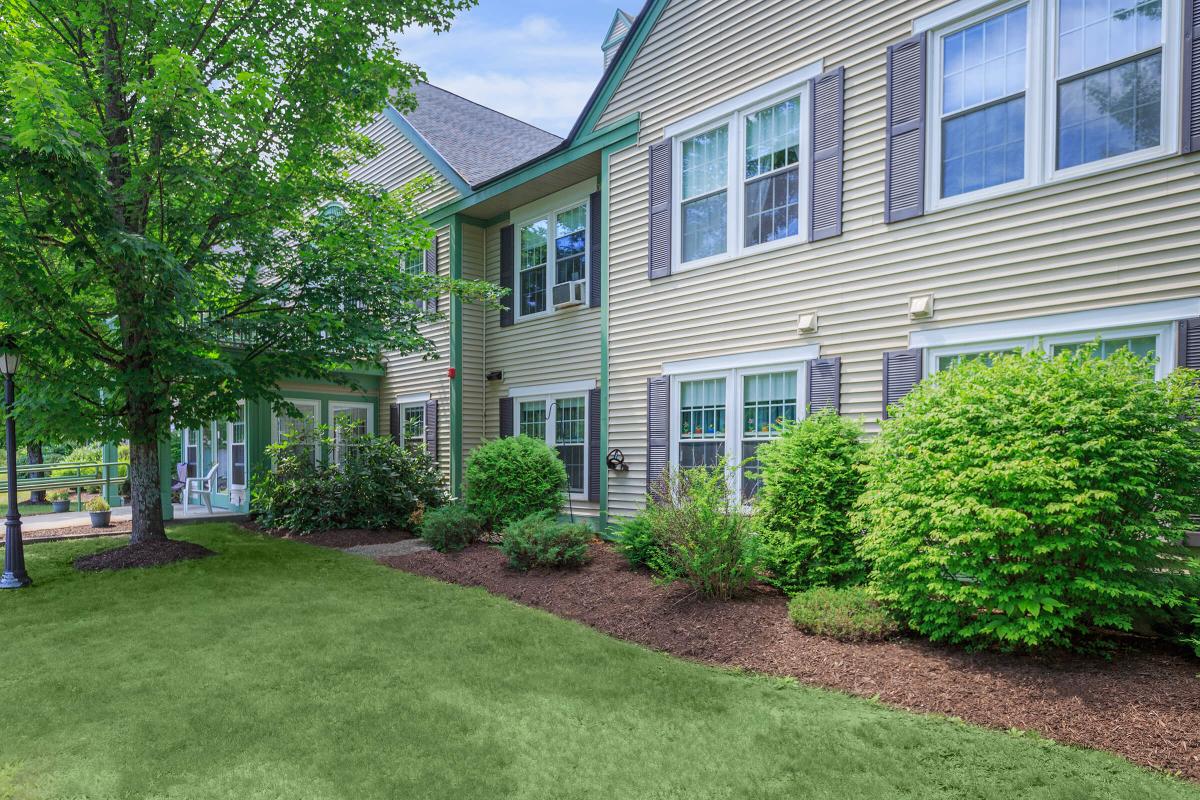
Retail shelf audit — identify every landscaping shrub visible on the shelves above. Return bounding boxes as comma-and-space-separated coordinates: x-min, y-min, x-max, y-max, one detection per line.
252, 426, 444, 535
84, 496, 109, 513
856, 347, 1200, 650
753, 410, 868, 593
643, 460, 758, 600
465, 436, 566, 530
500, 511, 592, 570
787, 585, 900, 642
419, 503, 483, 553
614, 513, 659, 569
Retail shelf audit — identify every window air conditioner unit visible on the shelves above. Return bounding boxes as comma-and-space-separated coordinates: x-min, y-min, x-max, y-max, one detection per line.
552, 279, 587, 309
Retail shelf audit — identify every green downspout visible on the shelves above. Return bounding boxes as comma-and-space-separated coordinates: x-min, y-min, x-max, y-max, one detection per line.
450, 215, 464, 495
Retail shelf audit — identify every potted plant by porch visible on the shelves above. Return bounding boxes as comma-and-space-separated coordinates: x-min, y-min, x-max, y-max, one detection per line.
50, 491, 71, 513
86, 496, 111, 528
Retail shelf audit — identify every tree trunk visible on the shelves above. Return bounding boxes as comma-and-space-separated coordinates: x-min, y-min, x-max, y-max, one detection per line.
127, 413, 167, 544
26, 442, 45, 504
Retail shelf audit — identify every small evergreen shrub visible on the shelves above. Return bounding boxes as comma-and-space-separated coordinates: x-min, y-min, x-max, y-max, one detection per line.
753, 410, 868, 593
788, 586, 900, 642
252, 426, 445, 535
465, 436, 566, 530
856, 347, 1200, 650
615, 513, 659, 569
419, 503, 483, 553
643, 460, 759, 600
500, 511, 592, 570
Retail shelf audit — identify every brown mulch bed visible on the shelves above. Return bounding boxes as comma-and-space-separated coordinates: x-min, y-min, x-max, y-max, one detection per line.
383, 541, 1200, 781
74, 539, 216, 572
243, 521, 415, 549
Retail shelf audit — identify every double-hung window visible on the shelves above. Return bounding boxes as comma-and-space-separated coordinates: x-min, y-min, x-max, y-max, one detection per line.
515, 200, 589, 319
401, 403, 425, 449
517, 394, 588, 496
330, 401, 372, 466
671, 68, 815, 270
925, 0, 1180, 207
273, 399, 320, 465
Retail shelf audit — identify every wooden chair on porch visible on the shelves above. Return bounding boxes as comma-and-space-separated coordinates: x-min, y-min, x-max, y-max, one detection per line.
184, 464, 219, 514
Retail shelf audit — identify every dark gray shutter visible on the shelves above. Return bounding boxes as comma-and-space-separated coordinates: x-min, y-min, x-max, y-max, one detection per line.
647, 140, 672, 280
646, 376, 670, 500
498, 396, 514, 438
807, 357, 842, 413
884, 35, 927, 223
882, 348, 924, 419
424, 235, 439, 314
499, 225, 515, 327
1186, 0, 1200, 153
424, 399, 438, 455
588, 191, 602, 308
809, 66, 845, 241
587, 387, 601, 502
389, 404, 402, 446
1178, 317, 1200, 368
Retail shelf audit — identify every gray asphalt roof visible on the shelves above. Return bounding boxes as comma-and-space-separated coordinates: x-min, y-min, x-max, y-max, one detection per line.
402, 82, 563, 187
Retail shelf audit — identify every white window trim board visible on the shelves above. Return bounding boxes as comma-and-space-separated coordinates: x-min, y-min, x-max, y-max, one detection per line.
512, 190, 593, 322
395, 392, 431, 405
921, 0, 1183, 213
329, 400, 375, 432
663, 346, 821, 376
509, 178, 598, 224
663, 62, 824, 138
398, 402, 426, 447
508, 379, 598, 399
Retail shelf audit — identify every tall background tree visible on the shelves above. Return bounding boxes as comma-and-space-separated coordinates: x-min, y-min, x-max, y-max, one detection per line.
0, 0, 489, 542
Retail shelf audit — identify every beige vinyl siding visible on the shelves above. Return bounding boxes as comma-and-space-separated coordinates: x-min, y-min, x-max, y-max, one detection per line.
381, 225, 452, 479
482, 219, 603, 516
600, 0, 1200, 517
461, 224, 488, 466
351, 113, 461, 209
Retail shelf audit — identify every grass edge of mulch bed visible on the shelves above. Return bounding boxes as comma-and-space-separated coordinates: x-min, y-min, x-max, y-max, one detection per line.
380, 539, 1200, 784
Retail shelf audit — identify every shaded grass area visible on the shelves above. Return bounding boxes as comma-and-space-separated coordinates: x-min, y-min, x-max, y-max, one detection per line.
0, 524, 1195, 800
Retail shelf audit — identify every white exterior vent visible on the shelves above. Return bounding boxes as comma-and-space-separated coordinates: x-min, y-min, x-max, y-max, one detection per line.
553, 280, 587, 309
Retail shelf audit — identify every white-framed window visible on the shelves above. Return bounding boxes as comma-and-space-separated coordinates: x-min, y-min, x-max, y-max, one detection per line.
669, 363, 806, 500
514, 199, 589, 320
330, 401, 373, 465
672, 78, 812, 271
273, 398, 320, 465
924, 0, 1181, 209
230, 402, 247, 489
515, 393, 588, 497
400, 403, 426, 448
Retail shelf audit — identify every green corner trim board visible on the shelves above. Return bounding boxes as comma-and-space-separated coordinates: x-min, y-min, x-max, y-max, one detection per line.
449, 215, 465, 496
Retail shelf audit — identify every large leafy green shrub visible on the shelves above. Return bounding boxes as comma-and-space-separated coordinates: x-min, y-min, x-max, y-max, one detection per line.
465, 436, 566, 529
856, 348, 1200, 650
252, 427, 444, 535
643, 460, 759, 600
418, 503, 483, 553
500, 511, 593, 570
788, 586, 899, 642
754, 410, 867, 593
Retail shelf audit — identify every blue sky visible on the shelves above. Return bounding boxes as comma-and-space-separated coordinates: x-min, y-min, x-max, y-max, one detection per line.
399, 2, 636, 136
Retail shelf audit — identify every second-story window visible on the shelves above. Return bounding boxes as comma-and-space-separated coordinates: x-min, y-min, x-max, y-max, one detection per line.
681, 126, 729, 263
743, 97, 802, 246
519, 220, 548, 317
516, 201, 590, 320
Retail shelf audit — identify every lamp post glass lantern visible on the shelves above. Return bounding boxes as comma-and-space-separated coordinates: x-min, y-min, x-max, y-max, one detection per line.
1, 338, 30, 589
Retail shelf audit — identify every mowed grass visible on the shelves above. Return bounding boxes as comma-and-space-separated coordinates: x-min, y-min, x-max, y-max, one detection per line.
1, 524, 1195, 800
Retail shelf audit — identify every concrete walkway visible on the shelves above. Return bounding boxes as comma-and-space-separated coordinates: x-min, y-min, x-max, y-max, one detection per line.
20, 504, 245, 532
341, 540, 431, 558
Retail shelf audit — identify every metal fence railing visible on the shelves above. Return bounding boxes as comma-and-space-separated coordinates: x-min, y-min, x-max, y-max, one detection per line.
0, 461, 129, 511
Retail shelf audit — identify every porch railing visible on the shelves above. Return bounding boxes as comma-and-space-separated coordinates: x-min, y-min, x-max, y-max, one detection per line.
0, 461, 129, 511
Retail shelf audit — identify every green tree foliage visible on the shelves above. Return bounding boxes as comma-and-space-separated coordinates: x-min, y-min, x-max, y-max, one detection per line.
0, 0, 491, 541
464, 436, 566, 530
856, 348, 1200, 650
753, 410, 867, 593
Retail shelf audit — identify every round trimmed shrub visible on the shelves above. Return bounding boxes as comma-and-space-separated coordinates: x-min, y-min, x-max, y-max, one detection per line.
856, 347, 1200, 650
615, 513, 659, 569
419, 503, 483, 553
787, 586, 899, 642
465, 435, 566, 530
754, 410, 867, 593
500, 511, 592, 570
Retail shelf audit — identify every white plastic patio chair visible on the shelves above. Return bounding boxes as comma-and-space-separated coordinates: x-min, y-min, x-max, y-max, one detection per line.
184, 464, 219, 514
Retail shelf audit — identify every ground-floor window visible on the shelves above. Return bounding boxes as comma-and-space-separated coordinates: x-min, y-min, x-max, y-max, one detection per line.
516, 393, 588, 496
330, 401, 373, 465
273, 399, 320, 464
401, 403, 425, 449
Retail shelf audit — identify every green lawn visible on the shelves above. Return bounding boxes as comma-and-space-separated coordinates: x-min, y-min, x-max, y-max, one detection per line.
1, 524, 1195, 800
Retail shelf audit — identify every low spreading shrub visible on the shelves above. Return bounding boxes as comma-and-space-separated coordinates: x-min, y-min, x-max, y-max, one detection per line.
856, 347, 1200, 651
614, 513, 659, 569
643, 460, 758, 600
419, 503, 483, 553
465, 436, 566, 530
753, 410, 867, 593
500, 511, 592, 570
252, 425, 444, 535
787, 585, 900, 642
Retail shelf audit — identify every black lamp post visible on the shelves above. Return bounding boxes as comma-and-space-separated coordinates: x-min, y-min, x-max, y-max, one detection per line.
0, 338, 30, 589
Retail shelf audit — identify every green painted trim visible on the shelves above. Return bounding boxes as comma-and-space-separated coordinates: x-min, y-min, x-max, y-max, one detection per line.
380, 105, 473, 196
598, 143, 613, 531
458, 215, 491, 229
423, 117, 641, 225
575, 0, 670, 138
449, 216, 464, 495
